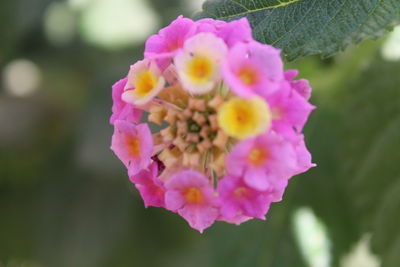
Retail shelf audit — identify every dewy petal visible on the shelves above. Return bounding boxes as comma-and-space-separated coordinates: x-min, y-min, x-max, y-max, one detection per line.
110, 78, 142, 125
174, 33, 227, 94
122, 59, 165, 106
110, 120, 153, 175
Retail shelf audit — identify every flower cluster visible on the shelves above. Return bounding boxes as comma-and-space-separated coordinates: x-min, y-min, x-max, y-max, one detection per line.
110, 16, 315, 232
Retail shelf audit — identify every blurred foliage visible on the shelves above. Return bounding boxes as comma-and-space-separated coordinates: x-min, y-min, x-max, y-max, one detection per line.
0, 0, 399, 267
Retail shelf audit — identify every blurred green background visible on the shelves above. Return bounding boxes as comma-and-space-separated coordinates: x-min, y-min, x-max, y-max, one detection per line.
1, 0, 400, 267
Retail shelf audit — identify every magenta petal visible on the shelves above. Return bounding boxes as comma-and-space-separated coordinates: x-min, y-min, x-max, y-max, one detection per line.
292, 79, 312, 100
217, 175, 272, 221
130, 163, 165, 208
284, 69, 299, 81
165, 190, 186, 211
178, 204, 219, 233
164, 170, 218, 232
144, 15, 196, 71
218, 18, 252, 47
244, 168, 270, 191
223, 41, 284, 98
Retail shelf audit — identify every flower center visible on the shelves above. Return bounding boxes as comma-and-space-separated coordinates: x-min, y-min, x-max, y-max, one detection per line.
237, 65, 259, 86
248, 147, 267, 166
151, 95, 229, 178
127, 136, 140, 157
134, 70, 157, 97
187, 55, 213, 82
184, 187, 203, 204
218, 97, 272, 139
233, 186, 248, 198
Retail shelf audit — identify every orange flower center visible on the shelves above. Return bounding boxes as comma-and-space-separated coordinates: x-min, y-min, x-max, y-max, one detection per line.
237, 65, 259, 85
187, 55, 213, 82
247, 147, 268, 166
184, 187, 203, 204
127, 136, 140, 157
134, 70, 157, 97
233, 187, 248, 198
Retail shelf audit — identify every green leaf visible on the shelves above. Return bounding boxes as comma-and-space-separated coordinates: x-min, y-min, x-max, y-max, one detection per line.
195, 0, 400, 60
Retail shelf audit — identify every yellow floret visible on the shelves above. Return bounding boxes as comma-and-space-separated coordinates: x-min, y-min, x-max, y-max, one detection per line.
134, 70, 158, 97
217, 97, 271, 139
186, 55, 214, 83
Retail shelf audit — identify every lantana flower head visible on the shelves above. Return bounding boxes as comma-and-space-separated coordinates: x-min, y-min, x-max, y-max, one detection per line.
110, 16, 316, 232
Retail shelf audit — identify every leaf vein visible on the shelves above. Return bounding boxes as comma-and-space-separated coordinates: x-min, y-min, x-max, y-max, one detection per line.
270, 0, 318, 46
212, 0, 302, 20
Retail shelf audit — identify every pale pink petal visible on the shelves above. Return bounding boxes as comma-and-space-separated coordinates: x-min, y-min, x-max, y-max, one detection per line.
110, 78, 142, 125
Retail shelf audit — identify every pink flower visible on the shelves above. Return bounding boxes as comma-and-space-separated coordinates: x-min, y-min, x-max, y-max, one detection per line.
145, 15, 196, 70
195, 18, 227, 33
223, 41, 284, 98
196, 18, 252, 48
218, 214, 251, 226
110, 78, 142, 125
110, 16, 316, 232
226, 132, 297, 191
122, 59, 165, 106
267, 81, 315, 140
215, 18, 252, 47
111, 120, 153, 175
165, 170, 219, 233
285, 70, 312, 100
292, 134, 316, 175
217, 175, 272, 220
130, 162, 165, 208
174, 33, 227, 94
